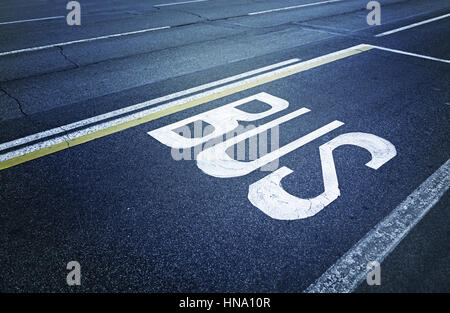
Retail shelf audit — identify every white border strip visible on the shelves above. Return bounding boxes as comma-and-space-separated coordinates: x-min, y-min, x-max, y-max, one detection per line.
306, 158, 450, 293
375, 13, 450, 37
0, 16, 65, 26
0, 26, 170, 57
248, 0, 344, 16
0, 59, 300, 152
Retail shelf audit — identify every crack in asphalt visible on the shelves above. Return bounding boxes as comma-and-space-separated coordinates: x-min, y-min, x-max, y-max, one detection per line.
0, 86, 27, 116
0, 87, 61, 136
169, 8, 207, 21
57, 46, 80, 68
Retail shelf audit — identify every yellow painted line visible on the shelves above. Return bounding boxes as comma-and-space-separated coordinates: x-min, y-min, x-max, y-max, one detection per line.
0, 45, 372, 171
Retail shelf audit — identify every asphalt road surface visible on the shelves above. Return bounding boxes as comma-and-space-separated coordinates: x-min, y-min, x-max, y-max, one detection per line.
0, 0, 449, 293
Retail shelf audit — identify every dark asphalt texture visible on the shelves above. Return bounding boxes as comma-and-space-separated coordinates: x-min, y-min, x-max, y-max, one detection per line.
0, 0, 449, 292
356, 189, 450, 293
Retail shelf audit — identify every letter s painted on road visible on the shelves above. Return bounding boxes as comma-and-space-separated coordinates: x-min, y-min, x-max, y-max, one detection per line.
248, 133, 397, 220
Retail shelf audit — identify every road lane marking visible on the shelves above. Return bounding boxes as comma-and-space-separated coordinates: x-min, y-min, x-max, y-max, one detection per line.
305, 158, 450, 292
0, 44, 372, 170
0, 16, 65, 25
0, 59, 300, 152
0, 26, 171, 57
368, 44, 450, 63
248, 0, 344, 16
375, 13, 450, 37
154, 0, 209, 7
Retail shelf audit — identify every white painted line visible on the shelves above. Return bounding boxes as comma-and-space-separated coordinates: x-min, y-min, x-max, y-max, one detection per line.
248, 0, 344, 16
375, 13, 450, 37
369, 44, 450, 63
305, 158, 450, 293
0, 26, 171, 57
0, 44, 367, 162
0, 59, 300, 152
0, 16, 65, 25
154, 0, 208, 7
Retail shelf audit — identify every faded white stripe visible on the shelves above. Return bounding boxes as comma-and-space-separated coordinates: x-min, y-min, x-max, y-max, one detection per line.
0, 26, 170, 57
305, 159, 450, 293
154, 0, 208, 7
0, 16, 64, 25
